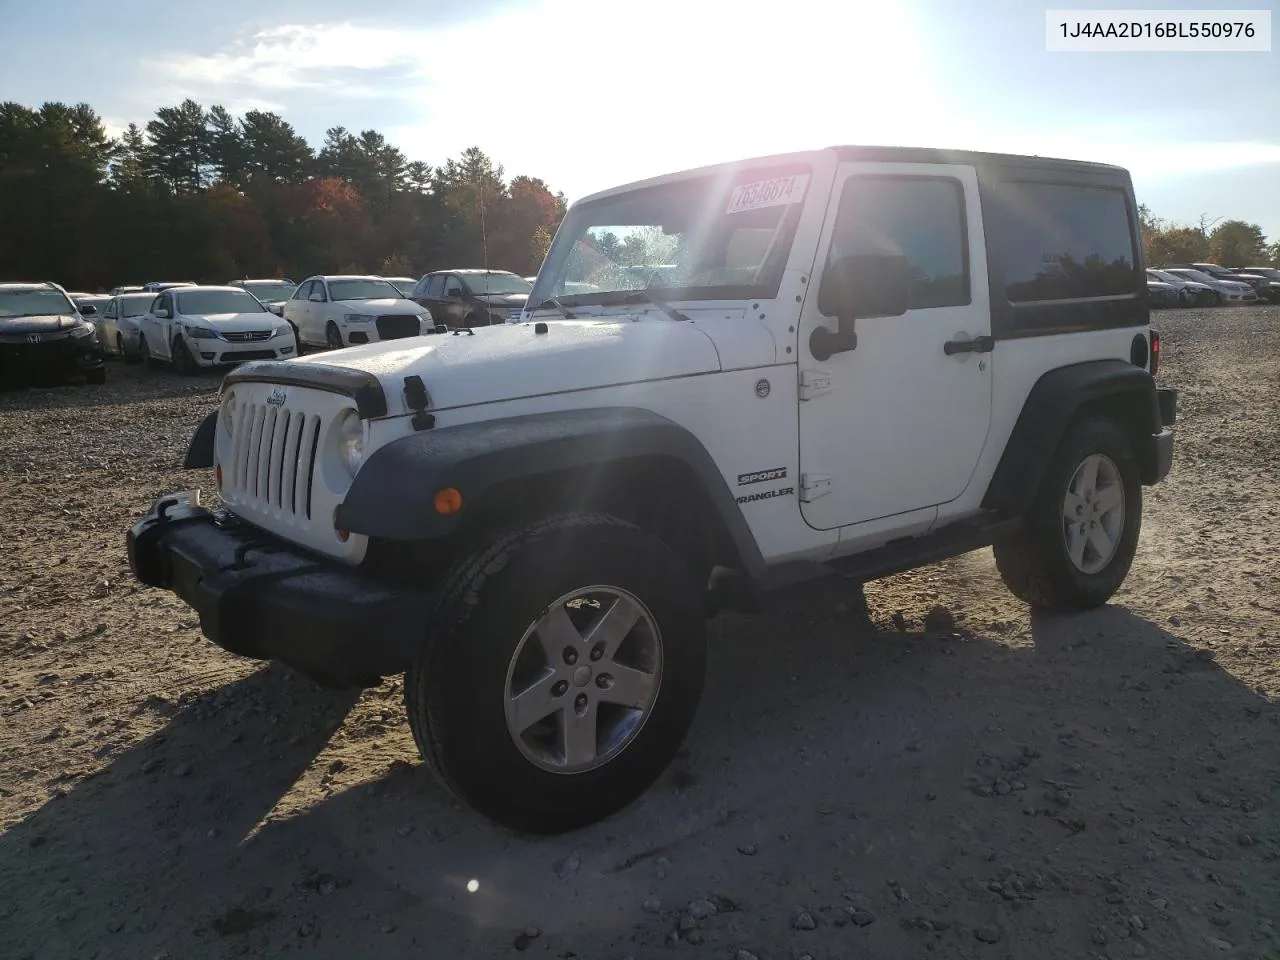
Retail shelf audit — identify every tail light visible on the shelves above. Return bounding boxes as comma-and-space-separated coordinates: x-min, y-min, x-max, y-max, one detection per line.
1150, 330, 1161, 376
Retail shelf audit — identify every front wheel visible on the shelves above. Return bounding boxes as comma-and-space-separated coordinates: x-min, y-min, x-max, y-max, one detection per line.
171, 336, 197, 376
405, 514, 707, 834
139, 336, 156, 369
993, 417, 1142, 611
325, 321, 344, 350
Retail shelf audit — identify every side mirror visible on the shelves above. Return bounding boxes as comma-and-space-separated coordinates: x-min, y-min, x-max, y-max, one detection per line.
810, 253, 910, 360
79, 303, 97, 316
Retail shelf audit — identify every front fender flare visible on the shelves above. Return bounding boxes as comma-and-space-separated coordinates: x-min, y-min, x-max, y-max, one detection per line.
334, 407, 766, 578
184, 411, 217, 469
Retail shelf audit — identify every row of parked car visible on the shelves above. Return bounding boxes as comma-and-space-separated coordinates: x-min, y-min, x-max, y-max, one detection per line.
14, 268, 548, 384
1146, 262, 1280, 308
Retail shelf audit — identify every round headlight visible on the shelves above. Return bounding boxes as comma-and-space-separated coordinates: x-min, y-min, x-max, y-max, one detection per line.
337, 409, 365, 476
222, 391, 237, 437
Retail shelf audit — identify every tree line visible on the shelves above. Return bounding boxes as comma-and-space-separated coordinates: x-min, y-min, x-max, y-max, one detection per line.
1138, 205, 1279, 268
0, 99, 567, 290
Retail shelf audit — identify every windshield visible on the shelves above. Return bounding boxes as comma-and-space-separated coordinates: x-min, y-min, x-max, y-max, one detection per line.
1171, 269, 1219, 284
530, 165, 810, 308
328, 279, 401, 301
463, 273, 532, 296
176, 289, 266, 315
1149, 270, 1182, 283
241, 281, 297, 301
0, 288, 77, 317
121, 294, 157, 317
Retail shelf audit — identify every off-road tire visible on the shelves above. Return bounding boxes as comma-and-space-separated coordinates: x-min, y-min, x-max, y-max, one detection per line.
994, 417, 1142, 611
404, 513, 707, 834
325, 322, 343, 350
171, 336, 196, 376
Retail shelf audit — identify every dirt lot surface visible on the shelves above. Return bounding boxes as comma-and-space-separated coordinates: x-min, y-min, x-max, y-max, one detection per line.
1, 307, 1277, 960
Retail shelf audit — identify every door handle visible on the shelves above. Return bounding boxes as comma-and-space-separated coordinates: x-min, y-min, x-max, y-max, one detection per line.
943, 335, 994, 356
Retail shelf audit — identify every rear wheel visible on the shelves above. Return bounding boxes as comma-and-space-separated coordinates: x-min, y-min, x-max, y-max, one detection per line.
325, 321, 343, 350
404, 514, 707, 834
994, 417, 1142, 611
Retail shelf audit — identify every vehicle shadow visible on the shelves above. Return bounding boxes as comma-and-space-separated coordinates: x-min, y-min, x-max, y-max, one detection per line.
0, 662, 360, 960
0, 603, 1275, 960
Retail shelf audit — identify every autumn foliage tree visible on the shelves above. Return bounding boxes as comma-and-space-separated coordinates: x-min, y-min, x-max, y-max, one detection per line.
0, 99, 568, 289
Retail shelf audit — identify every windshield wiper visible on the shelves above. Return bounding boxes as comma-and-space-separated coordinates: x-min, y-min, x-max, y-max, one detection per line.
533, 297, 577, 319
613, 290, 692, 323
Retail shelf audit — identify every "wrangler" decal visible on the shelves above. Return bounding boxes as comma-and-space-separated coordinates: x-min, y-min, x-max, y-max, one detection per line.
736, 486, 794, 505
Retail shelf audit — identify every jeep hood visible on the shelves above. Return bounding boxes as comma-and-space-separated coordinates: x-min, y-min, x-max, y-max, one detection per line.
291, 318, 721, 415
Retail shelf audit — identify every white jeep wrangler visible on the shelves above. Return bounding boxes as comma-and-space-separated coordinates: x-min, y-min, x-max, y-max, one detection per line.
128, 146, 1176, 834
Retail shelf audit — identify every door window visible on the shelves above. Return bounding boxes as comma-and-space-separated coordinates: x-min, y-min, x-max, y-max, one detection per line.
825, 176, 969, 311
425, 275, 445, 298
444, 275, 465, 298
292, 280, 313, 300
308, 281, 327, 302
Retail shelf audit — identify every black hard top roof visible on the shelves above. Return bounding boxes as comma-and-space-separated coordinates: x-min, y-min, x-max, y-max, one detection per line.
827, 145, 1128, 175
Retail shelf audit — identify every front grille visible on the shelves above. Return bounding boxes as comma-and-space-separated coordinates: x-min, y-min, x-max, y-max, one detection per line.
222, 330, 273, 343
226, 402, 323, 520
375, 315, 419, 340
221, 350, 276, 362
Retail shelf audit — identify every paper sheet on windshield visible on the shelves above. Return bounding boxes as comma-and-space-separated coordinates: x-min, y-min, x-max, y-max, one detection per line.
725, 174, 810, 215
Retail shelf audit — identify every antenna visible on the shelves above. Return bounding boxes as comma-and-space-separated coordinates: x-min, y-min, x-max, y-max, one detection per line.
477, 169, 489, 274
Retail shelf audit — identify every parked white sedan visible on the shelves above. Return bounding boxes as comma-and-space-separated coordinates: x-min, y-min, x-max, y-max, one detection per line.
99, 291, 160, 362
137, 286, 297, 374
283, 275, 436, 351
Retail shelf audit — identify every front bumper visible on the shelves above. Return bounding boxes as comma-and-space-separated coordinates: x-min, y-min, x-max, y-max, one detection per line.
190, 335, 296, 366
127, 492, 431, 686
0, 333, 104, 380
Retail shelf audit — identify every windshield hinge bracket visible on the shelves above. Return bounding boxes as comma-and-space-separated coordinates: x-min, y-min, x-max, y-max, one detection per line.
798, 370, 833, 400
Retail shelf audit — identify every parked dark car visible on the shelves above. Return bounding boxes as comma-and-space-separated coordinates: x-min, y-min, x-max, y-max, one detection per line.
0, 282, 106, 385
1146, 269, 1213, 307
1231, 266, 1280, 303
1146, 279, 1181, 308
1175, 263, 1274, 301
407, 269, 533, 327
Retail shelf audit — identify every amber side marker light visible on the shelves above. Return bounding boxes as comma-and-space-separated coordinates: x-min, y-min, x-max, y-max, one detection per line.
434, 487, 463, 515
215, 464, 223, 489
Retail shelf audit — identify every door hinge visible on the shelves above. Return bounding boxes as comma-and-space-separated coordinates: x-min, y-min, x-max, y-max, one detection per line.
799, 473, 832, 502
798, 370, 832, 400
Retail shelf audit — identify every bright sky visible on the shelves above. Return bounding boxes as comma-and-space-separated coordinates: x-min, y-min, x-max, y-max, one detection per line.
5, 0, 1278, 238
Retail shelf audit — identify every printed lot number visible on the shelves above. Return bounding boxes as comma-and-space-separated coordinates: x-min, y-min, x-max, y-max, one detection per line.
726, 174, 810, 215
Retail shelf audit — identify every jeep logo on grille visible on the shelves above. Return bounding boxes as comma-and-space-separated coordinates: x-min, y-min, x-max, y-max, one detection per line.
266, 387, 287, 406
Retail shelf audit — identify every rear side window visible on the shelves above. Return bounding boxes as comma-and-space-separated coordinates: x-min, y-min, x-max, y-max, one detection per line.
827, 176, 970, 310
988, 182, 1138, 302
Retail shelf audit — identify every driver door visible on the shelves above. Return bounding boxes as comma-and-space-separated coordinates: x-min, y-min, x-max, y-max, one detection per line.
797, 162, 994, 531
442, 274, 468, 326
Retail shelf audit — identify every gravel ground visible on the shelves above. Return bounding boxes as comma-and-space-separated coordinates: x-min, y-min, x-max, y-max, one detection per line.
1, 307, 1277, 960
